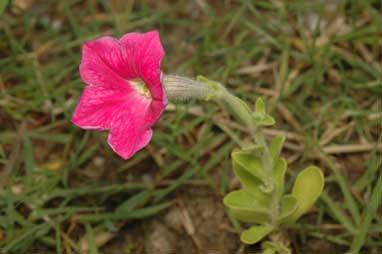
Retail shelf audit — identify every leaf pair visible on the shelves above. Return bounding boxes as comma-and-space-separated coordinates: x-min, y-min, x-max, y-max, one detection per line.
231, 145, 287, 196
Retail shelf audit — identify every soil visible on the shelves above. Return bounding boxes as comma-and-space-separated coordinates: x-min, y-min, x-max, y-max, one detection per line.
103, 187, 240, 254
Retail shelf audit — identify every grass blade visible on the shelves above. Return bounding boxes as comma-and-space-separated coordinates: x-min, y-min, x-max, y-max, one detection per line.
350, 169, 382, 253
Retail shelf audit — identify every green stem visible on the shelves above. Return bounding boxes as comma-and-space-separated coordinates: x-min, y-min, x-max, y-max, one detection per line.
218, 88, 274, 173
219, 90, 257, 141
201, 78, 280, 225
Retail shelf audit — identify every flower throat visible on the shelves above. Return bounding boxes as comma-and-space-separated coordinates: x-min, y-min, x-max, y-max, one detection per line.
129, 79, 151, 99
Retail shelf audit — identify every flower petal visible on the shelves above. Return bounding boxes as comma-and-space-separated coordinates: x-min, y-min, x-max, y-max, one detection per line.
71, 85, 130, 130
73, 84, 154, 159
108, 128, 153, 160
106, 95, 153, 159
120, 31, 165, 101
120, 31, 167, 126
80, 36, 136, 90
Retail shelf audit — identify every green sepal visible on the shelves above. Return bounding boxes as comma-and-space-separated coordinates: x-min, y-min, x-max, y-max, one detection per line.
196, 75, 221, 92
240, 224, 274, 244
287, 166, 324, 222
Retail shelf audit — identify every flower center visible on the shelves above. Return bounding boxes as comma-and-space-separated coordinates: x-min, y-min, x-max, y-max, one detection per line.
129, 79, 151, 100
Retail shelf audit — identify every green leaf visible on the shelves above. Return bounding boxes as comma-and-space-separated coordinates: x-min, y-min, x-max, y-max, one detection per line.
263, 251, 276, 254
288, 166, 325, 221
224, 190, 269, 212
255, 98, 266, 114
230, 209, 271, 224
262, 115, 275, 126
232, 163, 261, 193
262, 241, 291, 254
253, 98, 275, 126
278, 195, 298, 222
224, 190, 271, 224
253, 113, 275, 126
269, 136, 286, 161
240, 224, 274, 244
241, 144, 264, 154
274, 158, 287, 197
232, 149, 265, 183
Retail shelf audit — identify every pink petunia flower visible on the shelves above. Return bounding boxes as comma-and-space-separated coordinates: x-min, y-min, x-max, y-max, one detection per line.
72, 31, 167, 159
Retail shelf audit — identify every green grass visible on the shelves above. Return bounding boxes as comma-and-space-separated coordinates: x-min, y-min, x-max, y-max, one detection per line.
0, 0, 381, 253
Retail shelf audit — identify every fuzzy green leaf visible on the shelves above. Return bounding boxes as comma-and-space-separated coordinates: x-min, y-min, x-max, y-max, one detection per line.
240, 224, 274, 244
241, 144, 264, 154
270, 136, 286, 161
255, 98, 266, 114
262, 241, 291, 254
230, 209, 271, 224
224, 189, 271, 224
274, 158, 287, 197
288, 166, 324, 221
232, 149, 265, 183
253, 98, 275, 126
262, 115, 275, 126
224, 190, 269, 212
253, 112, 275, 126
232, 164, 262, 194
278, 194, 298, 222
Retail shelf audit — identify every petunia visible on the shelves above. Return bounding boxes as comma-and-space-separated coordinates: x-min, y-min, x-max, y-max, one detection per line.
71, 31, 167, 159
